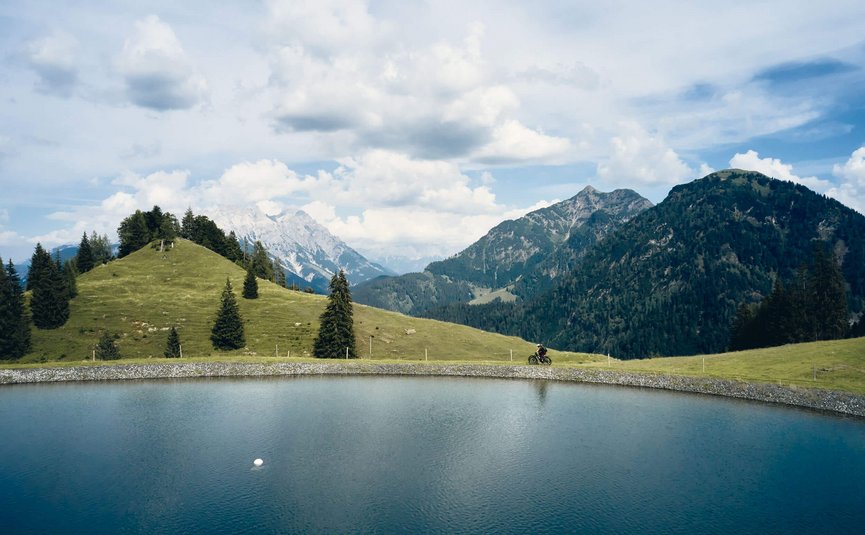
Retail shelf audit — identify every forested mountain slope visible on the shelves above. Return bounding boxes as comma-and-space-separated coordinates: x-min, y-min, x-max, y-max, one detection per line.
425, 170, 865, 358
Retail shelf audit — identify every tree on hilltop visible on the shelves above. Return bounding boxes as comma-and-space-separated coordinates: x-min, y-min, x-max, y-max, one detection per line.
211, 278, 245, 350
76, 232, 95, 273
313, 270, 356, 359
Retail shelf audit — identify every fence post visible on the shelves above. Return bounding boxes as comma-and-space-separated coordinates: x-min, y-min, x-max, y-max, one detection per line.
425, 348, 428, 361
179, 344, 183, 359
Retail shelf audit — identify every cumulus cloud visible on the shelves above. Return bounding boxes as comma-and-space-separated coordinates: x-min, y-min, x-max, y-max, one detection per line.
729, 150, 830, 190
596, 123, 700, 186
828, 147, 865, 214
265, 9, 570, 165
119, 15, 208, 111
25, 32, 79, 97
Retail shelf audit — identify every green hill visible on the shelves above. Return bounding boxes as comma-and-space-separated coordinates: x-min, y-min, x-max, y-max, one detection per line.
22, 239, 590, 363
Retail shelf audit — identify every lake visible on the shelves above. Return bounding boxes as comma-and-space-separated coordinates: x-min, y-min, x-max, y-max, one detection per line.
1, 376, 863, 534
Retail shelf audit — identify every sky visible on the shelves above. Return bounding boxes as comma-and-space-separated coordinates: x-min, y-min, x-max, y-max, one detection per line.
2, 0, 865, 268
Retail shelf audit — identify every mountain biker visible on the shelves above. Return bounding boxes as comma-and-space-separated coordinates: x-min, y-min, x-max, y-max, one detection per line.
536, 343, 547, 359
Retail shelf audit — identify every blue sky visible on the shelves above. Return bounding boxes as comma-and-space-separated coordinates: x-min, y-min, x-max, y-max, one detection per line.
1, 0, 865, 266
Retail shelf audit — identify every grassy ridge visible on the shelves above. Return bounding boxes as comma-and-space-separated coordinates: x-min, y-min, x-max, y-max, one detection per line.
21, 239, 597, 364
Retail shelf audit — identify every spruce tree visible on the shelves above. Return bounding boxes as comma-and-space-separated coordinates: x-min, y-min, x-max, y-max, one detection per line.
76, 232, 95, 273
243, 265, 259, 299
250, 241, 274, 281
0, 260, 31, 359
164, 326, 181, 357
29, 245, 70, 329
211, 278, 245, 350
313, 270, 356, 358
95, 331, 121, 360
26, 243, 53, 291
1, 258, 31, 360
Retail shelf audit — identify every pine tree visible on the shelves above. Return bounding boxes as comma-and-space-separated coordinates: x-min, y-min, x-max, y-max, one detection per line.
243, 265, 259, 299
211, 278, 245, 350
164, 326, 181, 357
95, 331, 121, 360
225, 231, 244, 264
313, 270, 357, 358
76, 232, 95, 273
0, 260, 31, 359
29, 245, 70, 329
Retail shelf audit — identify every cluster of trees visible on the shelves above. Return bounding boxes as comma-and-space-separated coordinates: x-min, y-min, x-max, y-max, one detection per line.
0, 257, 31, 360
75, 231, 113, 272
118, 206, 180, 257
730, 245, 855, 350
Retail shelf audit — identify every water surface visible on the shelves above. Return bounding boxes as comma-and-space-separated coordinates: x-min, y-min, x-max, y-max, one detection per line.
1, 377, 863, 534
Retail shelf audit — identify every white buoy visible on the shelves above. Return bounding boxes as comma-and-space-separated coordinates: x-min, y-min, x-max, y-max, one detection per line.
253, 458, 263, 467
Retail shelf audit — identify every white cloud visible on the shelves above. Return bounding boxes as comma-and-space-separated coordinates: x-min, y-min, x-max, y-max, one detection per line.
596, 123, 699, 186
828, 147, 865, 214
25, 32, 79, 97
119, 15, 208, 110
729, 150, 830, 190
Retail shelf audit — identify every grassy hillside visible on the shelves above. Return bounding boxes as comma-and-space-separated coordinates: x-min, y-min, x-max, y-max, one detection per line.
21, 239, 598, 364
594, 337, 865, 395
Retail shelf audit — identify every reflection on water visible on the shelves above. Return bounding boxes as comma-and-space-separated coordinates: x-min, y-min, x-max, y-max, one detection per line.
1, 376, 863, 534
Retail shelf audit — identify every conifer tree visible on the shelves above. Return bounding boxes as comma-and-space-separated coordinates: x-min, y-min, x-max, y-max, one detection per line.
26, 243, 53, 291
95, 331, 121, 360
76, 232, 95, 273
164, 326, 181, 358
313, 270, 356, 358
29, 245, 70, 329
89, 231, 113, 264
211, 278, 245, 350
181, 208, 196, 239
243, 264, 259, 299
250, 241, 274, 281
1, 258, 31, 360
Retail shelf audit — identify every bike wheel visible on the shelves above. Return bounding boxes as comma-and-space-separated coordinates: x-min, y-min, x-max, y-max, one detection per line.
528, 355, 539, 365
544, 357, 552, 365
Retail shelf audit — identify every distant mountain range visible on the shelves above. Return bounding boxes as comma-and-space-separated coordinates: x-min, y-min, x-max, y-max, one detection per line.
422, 170, 865, 358
353, 186, 653, 315
207, 206, 395, 293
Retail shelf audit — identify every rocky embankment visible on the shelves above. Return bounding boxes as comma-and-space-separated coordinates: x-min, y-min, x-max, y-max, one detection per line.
2, 361, 864, 418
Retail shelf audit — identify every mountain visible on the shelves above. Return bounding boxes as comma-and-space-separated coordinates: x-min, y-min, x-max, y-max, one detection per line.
425, 170, 865, 358
353, 186, 652, 314
207, 207, 395, 293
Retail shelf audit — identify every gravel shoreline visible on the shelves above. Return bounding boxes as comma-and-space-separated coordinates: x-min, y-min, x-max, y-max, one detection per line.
2, 361, 864, 418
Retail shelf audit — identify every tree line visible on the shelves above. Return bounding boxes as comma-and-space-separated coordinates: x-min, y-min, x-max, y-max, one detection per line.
729, 244, 861, 350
